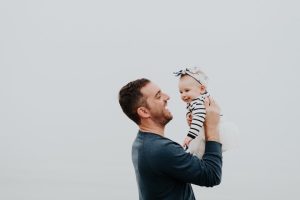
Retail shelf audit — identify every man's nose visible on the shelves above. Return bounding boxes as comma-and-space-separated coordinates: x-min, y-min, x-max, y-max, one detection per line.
163, 93, 170, 100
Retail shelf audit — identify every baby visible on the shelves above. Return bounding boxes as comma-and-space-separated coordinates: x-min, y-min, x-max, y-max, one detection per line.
174, 67, 238, 158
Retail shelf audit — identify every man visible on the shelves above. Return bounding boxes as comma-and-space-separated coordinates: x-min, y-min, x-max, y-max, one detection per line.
118, 78, 222, 200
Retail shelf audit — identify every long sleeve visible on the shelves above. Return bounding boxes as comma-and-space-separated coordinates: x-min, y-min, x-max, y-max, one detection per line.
150, 140, 222, 187
132, 131, 222, 199
187, 99, 206, 139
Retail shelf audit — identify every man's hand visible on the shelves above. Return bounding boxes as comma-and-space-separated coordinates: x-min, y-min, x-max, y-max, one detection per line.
186, 113, 192, 127
204, 97, 220, 142
182, 136, 193, 149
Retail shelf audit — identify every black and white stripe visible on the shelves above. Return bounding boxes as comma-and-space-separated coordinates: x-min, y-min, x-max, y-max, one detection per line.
186, 93, 210, 139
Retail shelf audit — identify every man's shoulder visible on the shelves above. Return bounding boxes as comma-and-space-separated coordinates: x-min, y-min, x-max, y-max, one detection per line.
138, 132, 178, 146
134, 131, 188, 170
134, 131, 182, 156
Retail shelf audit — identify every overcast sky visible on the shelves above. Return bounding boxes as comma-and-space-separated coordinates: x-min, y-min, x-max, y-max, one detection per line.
1, 0, 300, 199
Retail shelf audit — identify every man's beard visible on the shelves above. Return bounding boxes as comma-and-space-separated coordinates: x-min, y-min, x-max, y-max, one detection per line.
154, 112, 173, 126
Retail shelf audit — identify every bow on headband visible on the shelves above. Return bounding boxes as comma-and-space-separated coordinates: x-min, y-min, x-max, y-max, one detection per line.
174, 67, 208, 86
173, 68, 192, 77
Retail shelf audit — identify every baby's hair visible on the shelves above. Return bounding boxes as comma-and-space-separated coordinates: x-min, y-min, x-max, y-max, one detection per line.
191, 68, 208, 85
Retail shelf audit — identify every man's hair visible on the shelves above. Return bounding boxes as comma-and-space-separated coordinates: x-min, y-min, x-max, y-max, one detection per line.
118, 78, 150, 125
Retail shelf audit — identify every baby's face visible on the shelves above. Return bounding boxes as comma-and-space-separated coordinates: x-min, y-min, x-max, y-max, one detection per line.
178, 75, 206, 103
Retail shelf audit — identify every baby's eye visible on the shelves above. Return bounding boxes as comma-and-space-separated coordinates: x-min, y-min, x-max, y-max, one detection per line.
185, 89, 190, 92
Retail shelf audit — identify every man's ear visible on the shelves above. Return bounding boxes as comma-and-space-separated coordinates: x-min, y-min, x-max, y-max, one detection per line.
137, 106, 150, 119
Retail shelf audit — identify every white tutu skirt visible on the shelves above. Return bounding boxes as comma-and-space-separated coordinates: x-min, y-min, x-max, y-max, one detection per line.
188, 120, 239, 158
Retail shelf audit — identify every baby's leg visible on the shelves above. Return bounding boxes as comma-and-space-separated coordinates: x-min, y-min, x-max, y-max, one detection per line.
188, 128, 206, 158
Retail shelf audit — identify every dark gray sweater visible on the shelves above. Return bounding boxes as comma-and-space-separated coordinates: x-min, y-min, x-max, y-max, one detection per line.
132, 131, 222, 200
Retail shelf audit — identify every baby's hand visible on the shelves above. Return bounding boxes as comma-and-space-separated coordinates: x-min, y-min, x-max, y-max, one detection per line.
182, 136, 193, 149
186, 113, 192, 127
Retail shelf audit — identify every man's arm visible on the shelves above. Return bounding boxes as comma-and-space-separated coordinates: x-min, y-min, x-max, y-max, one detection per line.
157, 140, 222, 187
203, 97, 220, 142
153, 97, 222, 186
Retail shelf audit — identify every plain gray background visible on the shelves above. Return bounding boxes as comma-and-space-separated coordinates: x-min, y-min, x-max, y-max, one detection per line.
1, 0, 299, 199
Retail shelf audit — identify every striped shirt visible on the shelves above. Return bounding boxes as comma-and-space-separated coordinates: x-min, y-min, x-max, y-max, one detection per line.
186, 93, 210, 139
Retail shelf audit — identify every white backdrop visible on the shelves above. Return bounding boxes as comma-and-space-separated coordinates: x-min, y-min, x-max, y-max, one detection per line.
1, 0, 300, 199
